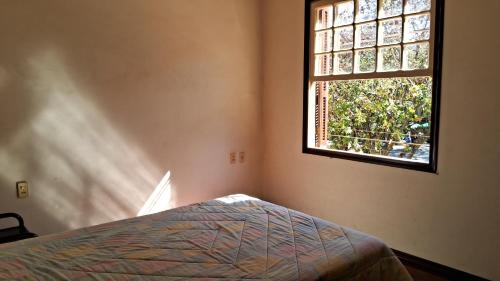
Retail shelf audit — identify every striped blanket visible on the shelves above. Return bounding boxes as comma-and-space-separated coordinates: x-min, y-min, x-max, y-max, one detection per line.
0, 195, 412, 280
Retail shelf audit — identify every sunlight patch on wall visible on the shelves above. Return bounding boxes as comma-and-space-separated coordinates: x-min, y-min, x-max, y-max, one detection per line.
0, 49, 175, 230
138, 171, 172, 216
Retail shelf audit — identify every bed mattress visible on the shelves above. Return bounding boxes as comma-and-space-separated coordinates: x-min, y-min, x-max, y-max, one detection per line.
0, 195, 412, 280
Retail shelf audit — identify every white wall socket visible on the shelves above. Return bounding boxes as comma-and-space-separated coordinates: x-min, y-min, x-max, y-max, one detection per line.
16, 181, 29, 199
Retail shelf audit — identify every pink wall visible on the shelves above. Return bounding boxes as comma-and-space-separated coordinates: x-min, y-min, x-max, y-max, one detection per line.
0, 0, 262, 235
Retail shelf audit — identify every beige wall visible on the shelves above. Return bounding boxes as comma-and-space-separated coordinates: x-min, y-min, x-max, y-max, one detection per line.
0, 0, 262, 235
261, 0, 500, 280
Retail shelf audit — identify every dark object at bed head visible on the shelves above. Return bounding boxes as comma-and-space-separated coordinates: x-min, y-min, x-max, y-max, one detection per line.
0, 213, 37, 244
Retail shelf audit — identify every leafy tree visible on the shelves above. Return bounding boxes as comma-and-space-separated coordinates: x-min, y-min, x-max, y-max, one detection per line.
327, 77, 432, 159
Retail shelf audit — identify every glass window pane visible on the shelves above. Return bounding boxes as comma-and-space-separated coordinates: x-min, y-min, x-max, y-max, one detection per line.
404, 13, 431, 43
377, 46, 401, 72
378, 18, 403, 46
379, 0, 403, 19
403, 42, 430, 70
326, 77, 433, 163
356, 0, 377, 23
334, 51, 353, 74
334, 1, 354, 27
315, 30, 333, 53
315, 53, 333, 76
334, 26, 354, 51
315, 5, 333, 30
354, 48, 376, 73
355, 22, 377, 48
405, 0, 431, 14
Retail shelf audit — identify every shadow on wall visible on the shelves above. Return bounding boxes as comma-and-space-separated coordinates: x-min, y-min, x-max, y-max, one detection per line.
0, 48, 175, 235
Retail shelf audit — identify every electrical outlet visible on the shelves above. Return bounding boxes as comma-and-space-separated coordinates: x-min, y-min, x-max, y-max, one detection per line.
229, 152, 237, 164
239, 152, 245, 163
16, 181, 29, 199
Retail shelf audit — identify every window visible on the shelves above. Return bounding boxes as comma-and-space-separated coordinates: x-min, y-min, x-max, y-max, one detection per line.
303, 0, 444, 172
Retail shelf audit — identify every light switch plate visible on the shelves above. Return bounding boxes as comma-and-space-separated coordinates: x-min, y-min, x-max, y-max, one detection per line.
16, 181, 29, 199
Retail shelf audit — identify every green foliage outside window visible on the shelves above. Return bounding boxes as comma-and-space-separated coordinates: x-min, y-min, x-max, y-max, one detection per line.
328, 77, 432, 159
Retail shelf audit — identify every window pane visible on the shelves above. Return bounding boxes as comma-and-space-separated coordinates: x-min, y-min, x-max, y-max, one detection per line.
379, 0, 403, 19
354, 48, 376, 73
334, 51, 353, 74
306, 0, 441, 169
315, 30, 333, 53
403, 42, 430, 70
356, 0, 377, 23
405, 0, 431, 14
326, 77, 433, 163
334, 26, 354, 51
355, 22, 377, 48
334, 1, 354, 27
377, 46, 401, 72
404, 13, 431, 43
378, 18, 403, 46
315, 53, 333, 76
315, 5, 333, 30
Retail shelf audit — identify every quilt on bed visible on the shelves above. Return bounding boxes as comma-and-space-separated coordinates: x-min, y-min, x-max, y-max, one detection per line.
0, 194, 412, 280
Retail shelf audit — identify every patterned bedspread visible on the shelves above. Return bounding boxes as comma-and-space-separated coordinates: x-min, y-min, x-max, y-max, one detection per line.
0, 195, 412, 280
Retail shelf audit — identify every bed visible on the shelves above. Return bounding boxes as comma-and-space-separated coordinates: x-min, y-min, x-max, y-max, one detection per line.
0, 194, 412, 280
